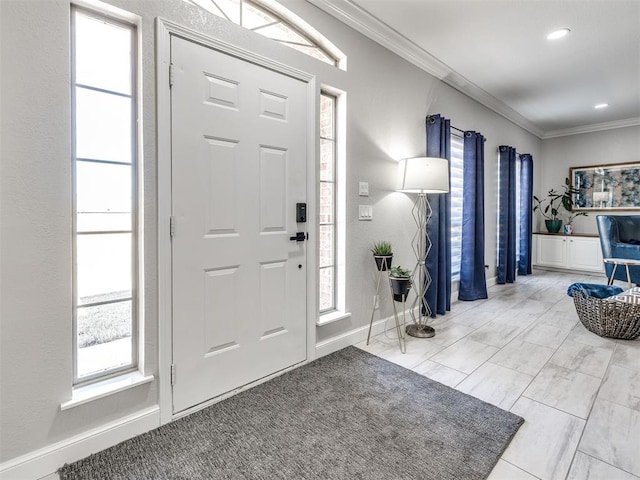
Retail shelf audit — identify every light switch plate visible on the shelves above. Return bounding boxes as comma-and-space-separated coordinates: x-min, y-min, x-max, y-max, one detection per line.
358, 182, 369, 196
358, 205, 373, 221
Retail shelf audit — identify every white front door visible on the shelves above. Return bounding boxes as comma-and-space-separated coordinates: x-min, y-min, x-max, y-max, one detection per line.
171, 37, 308, 414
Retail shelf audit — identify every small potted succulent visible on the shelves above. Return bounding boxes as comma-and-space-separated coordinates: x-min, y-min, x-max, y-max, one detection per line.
370, 241, 393, 271
389, 265, 411, 302
564, 210, 588, 235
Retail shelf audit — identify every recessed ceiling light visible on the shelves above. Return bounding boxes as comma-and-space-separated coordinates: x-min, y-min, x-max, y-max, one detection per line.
547, 28, 570, 40
594, 103, 609, 109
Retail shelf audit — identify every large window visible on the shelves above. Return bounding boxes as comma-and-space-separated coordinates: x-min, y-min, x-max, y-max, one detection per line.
184, 0, 341, 66
71, 7, 138, 384
319, 93, 337, 313
450, 134, 464, 282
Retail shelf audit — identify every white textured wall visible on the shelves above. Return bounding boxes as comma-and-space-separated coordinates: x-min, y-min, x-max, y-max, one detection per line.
1, 0, 545, 464
539, 126, 640, 235
0, 0, 160, 463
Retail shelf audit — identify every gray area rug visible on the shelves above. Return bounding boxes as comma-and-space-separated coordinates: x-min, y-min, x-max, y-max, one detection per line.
59, 346, 524, 479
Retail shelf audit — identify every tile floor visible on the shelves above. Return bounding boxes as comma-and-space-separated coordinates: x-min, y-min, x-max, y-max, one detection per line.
357, 269, 640, 480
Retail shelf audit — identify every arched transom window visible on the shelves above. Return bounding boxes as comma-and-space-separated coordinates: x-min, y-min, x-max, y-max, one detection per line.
185, 0, 343, 67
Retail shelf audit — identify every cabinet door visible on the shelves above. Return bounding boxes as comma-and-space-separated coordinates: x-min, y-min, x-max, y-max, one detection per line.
536, 235, 567, 267
567, 236, 604, 272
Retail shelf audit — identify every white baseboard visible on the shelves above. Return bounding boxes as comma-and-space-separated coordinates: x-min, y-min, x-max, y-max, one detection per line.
315, 308, 419, 358
0, 406, 160, 480
316, 277, 504, 360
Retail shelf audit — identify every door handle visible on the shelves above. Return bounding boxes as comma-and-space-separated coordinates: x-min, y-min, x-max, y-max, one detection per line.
289, 232, 308, 242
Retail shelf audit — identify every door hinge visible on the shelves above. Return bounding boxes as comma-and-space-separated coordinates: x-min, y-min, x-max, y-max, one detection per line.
170, 216, 176, 238
171, 364, 176, 386
169, 63, 175, 88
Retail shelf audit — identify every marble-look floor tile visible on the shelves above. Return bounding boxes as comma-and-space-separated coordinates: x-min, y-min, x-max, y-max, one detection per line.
366, 270, 640, 479
523, 363, 601, 419
548, 291, 579, 309
579, 398, 640, 477
355, 336, 396, 357
427, 321, 478, 347
504, 397, 585, 480
456, 362, 533, 410
413, 360, 467, 388
469, 318, 533, 348
567, 452, 639, 480
549, 339, 614, 378
447, 307, 496, 329
611, 341, 640, 372
448, 298, 483, 315
481, 295, 526, 312
517, 322, 573, 350
598, 364, 640, 411
487, 460, 539, 480
530, 285, 567, 303
537, 307, 579, 329
489, 339, 555, 376
429, 337, 499, 374
567, 324, 618, 349
381, 338, 444, 369
511, 298, 555, 315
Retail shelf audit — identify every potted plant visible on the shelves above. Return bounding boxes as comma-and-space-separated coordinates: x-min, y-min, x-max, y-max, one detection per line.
389, 266, 411, 302
564, 210, 588, 235
533, 177, 586, 234
370, 241, 393, 271
561, 177, 588, 235
533, 190, 564, 233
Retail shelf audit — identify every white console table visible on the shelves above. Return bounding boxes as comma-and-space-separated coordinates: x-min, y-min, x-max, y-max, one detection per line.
533, 233, 604, 274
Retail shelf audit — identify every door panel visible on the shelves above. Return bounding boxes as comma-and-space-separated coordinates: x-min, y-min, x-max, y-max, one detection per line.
171, 37, 307, 413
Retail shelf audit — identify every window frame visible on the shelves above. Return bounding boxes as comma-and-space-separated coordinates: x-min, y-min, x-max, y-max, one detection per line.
71, 5, 140, 386
319, 91, 337, 314
317, 87, 348, 325
184, 0, 344, 68
450, 133, 464, 282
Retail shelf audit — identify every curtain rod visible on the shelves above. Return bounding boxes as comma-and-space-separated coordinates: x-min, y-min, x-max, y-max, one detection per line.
498, 145, 530, 157
451, 124, 486, 141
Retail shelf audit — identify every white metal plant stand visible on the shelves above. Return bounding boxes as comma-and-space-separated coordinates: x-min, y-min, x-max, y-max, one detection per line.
366, 266, 406, 353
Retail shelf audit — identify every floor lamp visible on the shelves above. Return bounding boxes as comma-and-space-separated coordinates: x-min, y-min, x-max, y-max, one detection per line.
397, 157, 450, 338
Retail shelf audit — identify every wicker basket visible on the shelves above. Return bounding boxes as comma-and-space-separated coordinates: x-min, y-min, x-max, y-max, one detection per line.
571, 292, 640, 340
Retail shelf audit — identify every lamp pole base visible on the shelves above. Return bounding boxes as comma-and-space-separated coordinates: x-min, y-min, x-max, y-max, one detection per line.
405, 324, 435, 338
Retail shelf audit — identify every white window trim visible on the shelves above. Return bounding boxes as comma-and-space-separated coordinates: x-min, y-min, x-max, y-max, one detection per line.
61, 372, 154, 411
71, 1, 145, 386
318, 86, 349, 325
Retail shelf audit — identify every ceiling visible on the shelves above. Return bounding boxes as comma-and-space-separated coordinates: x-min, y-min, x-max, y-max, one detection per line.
308, 0, 640, 138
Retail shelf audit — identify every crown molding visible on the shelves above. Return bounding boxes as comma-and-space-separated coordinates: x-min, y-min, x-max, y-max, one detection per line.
308, 0, 638, 140
542, 117, 640, 139
306, 0, 544, 138
307, 0, 452, 79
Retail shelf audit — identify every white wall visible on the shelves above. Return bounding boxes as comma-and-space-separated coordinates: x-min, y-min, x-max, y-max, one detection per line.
538, 126, 640, 234
1, 0, 543, 470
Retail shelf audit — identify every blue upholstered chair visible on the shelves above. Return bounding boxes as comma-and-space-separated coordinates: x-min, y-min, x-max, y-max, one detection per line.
596, 215, 640, 284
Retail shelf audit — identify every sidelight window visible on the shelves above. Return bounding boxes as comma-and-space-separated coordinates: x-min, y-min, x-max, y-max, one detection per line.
71, 7, 138, 384
319, 92, 337, 313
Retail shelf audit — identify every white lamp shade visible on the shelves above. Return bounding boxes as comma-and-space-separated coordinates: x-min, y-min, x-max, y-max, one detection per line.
397, 157, 449, 193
